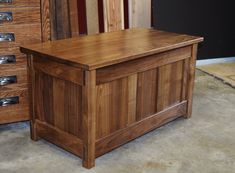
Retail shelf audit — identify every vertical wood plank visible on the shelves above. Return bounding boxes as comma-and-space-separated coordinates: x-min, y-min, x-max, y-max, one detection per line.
185, 44, 198, 118
53, 78, 65, 130
181, 59, 189, 101
42, 74, 54, 125
96, 83, 110, 139
77, 0, 88, 35
82, 70, 96, 168
41, 0, 51, 41
68, 0, 79, 37
34, 71, 45, 122
86, 0, 99, 34
64, 81, 83, 138
157, 64, 172, 112
103, 0, 124, 32
55, 0, 71, 39
136, 69, 158, 120
169, 61, 183, 105
127, 74, 137, 125
98, 0, 105, 33
129, 0, 151, 28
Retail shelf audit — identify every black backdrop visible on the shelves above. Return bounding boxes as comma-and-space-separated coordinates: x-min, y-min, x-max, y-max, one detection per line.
152, 0, 235, 59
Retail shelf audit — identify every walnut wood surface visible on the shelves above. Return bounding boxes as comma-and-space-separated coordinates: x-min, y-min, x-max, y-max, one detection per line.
23, 29, 203, 168
21, 29, 203, 70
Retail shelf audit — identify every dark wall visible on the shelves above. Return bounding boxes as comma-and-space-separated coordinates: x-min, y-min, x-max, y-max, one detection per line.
152, 0, 235, 59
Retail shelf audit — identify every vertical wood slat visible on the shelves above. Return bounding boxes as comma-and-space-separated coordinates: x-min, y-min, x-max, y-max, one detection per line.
41, 0, 51, 41
49, 0, 79, 40
136, 69, 158, 120
86, 0, 99, 34
77, 0, 88, 35
98, 0, 105, 33
64, 81, 83, 138
68, 0, 79, 37
103, 0, 124, 32
123, 0, 129, 29
129, 0, 152, 28
157, 61, 184, 112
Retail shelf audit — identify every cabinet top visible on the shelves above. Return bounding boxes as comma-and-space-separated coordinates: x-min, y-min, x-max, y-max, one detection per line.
20, 28, 203, 70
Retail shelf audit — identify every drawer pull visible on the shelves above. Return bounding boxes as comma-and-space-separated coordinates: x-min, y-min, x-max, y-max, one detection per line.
0, 75, 17, 86
0, 33, 15, 42
0, 12, 13, 23
0, 55, 16, 64
0, 96, 19, 107
0, 0, 12, 4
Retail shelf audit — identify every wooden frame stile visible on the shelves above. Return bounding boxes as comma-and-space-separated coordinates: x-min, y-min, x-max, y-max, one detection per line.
185, 44, 198, 118
82, 70, 96, 168
27, 54, 37, 141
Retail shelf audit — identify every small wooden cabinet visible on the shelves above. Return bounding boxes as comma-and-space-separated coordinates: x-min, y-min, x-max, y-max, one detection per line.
0, 0, 50, 124
21, 29, 203, 168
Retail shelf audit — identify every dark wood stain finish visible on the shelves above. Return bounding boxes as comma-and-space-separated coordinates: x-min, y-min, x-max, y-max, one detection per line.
21, 29, 203, 169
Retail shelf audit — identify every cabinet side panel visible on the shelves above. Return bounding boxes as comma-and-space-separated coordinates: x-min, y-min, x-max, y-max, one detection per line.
34, 70, 83, 139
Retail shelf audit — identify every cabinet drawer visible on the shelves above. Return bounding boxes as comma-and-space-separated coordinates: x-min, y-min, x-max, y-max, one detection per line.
0, 0, 40, 7
0, 24, 41, 48
0, 89, 29, 124
0, 47, 27, 66
0, 67, 27, 92
0, 7, 40, 25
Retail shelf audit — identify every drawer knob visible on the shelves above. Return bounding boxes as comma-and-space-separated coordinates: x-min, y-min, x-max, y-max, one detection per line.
0, 33, 15, 42
0, 55, 16, 64
0, 75, 17, 86
0, 12, 13, 23
0, 0, 12, 4
0, 96, 19, 107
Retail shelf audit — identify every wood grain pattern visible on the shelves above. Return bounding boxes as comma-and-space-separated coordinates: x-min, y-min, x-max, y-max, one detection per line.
96, 46, 191, 84
103, 0, 124, 32
68, 0, 79, 37
0, 89, 29, 124
0, 0, 40, 7
0, 0, 48, 125
82, 70, 96, 168
33, 70, 83, 138
0, 67, 28, 92
185, 44, 198, 118
34, 57, 84, 86
0, 7, 40, 25
96, 101, 187, 157
20, 29, 203, 70
0, 24, 41, 48
36, 120, 83, 157
41, 0, 51, 41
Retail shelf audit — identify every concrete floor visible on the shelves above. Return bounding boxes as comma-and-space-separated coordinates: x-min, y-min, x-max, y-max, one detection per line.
0, 70, 235, 173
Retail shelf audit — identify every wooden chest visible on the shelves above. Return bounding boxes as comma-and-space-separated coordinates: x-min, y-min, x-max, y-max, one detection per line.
20, 29, 203, 168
